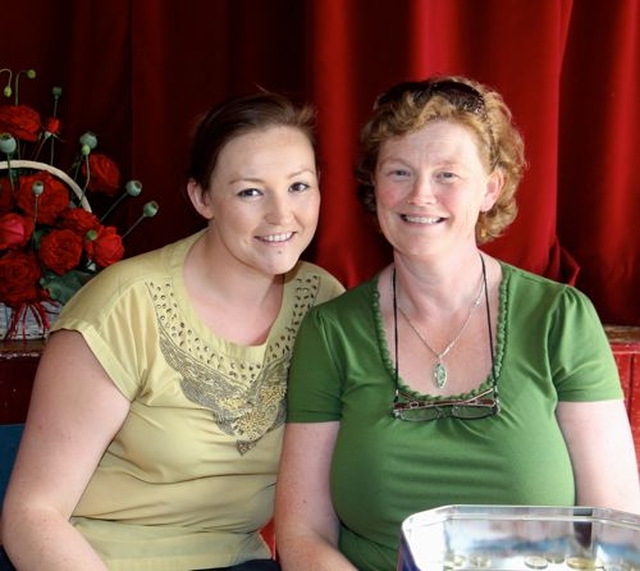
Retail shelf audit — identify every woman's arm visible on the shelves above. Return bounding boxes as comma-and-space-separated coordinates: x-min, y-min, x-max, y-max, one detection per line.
556, 399, 640, 514
1, 330, 130, 570
275, 421, 357, 571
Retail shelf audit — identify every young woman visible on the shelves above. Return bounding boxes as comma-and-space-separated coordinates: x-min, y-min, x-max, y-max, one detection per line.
1, 91, 344, 570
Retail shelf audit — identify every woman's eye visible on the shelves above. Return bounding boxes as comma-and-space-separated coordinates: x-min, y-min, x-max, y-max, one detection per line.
237, 188, 263, 198
436, 171, 458, 183
290, 182, 310, 193
389, 169, 411, 178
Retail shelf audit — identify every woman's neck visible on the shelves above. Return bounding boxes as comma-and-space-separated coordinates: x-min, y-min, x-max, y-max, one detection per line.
392, 249, 485, 315
183, 232, 285, 345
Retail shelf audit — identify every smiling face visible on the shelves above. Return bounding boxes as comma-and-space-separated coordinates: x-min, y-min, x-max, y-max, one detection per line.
189, 125, 320, 277
374, 120, 501, 261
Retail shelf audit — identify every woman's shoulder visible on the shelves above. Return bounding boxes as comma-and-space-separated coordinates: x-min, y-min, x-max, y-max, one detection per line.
306, 272, 378, 314
100, 232, 200, 279
60, 233, 199, 313
290, 260, 346, 300
500, 261, 596, 312
502, 261, 577, 292
293, 260, 341, 281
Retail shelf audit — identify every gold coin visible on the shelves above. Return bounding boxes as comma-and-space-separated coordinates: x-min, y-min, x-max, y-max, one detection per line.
567, 557, 598, 570
525, 556, 549, 569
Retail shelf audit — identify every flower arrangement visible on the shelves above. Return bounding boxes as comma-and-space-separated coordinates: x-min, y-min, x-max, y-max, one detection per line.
0, 67, 159, 339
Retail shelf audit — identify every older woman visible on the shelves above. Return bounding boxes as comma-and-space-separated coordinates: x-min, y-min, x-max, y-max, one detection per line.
275, 76, 640, 571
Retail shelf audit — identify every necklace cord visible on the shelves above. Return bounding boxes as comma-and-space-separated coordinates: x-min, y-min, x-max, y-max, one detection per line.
393, 268, 399, 400
481, 254, 496, 384
398, 275, 484, 361
392, 252, 495, 397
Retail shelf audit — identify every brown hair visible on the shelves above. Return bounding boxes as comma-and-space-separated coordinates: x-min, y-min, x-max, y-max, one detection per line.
355, 75, 526, 243
188, 90, 317, 191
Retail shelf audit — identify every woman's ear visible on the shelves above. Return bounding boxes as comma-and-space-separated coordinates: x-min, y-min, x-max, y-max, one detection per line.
187, 179, 215, 220
481, 169, 504, 212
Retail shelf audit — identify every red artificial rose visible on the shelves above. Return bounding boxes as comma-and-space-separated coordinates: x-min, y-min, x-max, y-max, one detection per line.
85, 225, 124, 268
39, 228, 83, 275
0, 105, 42, 142
0, 213, 35, 250
58, 207, 100, 236
44, 117, 62, 136
82, 153, 121, 196
0, 250, 42, 306
16, 171, 70, 225
0, 176, 15, 212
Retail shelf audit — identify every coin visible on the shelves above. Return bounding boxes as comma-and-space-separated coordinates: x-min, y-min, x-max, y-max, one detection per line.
443, 554, 466, 568
525, 556, 549, 569
469, 554, 492, 568
567, 557, 599, 569
545, 553, 566, 564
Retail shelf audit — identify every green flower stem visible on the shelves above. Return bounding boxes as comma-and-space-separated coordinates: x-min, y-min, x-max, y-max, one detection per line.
32, 181, 44, 221
100, 181, 143, 222
32, 196, 40, 234
77, 153, 91, 206
14, 69, 36, 105
51, 86, 62, 117
99, 191, 128, 222
49, 86, 62, 165
121, 201, 159, 239
32, 137, 45, 162
70, 156, 82, 183
0, 134, 17, 193
0, 68, 12, 98
7, 155, 15, 193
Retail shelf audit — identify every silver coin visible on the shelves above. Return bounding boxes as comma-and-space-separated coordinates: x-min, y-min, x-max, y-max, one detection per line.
469, 554, 492, 568
525, 556, 549, 569
545, 553, 566, 564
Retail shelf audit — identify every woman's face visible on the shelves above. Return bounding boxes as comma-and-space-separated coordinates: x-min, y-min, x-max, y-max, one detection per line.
193, 126, 320, 277
374, 120, 500, 260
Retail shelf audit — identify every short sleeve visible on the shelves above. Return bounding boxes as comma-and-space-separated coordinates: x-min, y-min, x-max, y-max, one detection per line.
549, 286, 623, 402
50, 261, 158, 401
286, 306, 344, 422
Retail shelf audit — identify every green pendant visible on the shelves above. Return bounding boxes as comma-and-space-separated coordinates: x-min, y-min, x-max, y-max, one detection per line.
434, 362, 447, 388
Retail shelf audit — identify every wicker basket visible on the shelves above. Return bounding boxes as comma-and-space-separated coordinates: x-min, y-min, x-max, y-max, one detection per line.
0, 159, 90, 340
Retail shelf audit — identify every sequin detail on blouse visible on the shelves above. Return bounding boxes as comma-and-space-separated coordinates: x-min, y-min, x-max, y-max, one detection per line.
150, 273, 322, 454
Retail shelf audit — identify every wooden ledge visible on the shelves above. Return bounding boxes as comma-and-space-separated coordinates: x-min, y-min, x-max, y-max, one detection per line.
0, 339, 45, 359
604, 325, 640, 352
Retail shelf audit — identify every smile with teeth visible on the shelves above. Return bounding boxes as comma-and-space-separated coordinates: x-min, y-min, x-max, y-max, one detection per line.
401, 214, 443, 224
259, 232, 294, 243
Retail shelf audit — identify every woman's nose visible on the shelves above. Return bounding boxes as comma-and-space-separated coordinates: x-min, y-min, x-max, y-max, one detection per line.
407, 175, 436, 205
265, 194, 294, 224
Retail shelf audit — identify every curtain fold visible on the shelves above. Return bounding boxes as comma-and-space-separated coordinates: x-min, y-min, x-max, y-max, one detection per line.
2, 0, 638, 324
558, 0, 640, 325
310, 0, 393, 285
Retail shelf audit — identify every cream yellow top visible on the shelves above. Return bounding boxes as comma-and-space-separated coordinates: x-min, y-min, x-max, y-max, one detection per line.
51, 231, 344, 570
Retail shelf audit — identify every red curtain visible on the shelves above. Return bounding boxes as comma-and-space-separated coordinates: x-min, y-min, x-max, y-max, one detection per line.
4, 0, 639, 325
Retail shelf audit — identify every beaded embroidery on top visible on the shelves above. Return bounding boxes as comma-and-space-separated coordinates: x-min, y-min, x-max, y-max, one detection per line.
151, 273, 322, 454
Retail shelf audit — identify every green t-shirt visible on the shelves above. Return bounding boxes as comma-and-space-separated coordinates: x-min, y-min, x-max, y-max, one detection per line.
51, 231, 344, 570
287, 263, 622, 571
